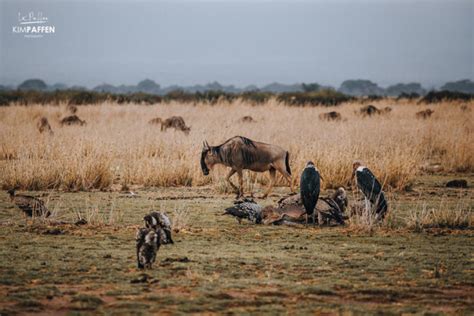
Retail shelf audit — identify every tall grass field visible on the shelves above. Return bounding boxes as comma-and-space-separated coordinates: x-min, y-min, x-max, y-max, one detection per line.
0, 99, 472, 192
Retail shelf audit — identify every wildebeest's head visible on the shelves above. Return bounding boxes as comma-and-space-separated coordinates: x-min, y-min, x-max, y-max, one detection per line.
201, 141, 219, 176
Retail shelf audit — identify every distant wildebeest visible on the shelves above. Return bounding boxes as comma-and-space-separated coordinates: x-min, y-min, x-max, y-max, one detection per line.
319, 111, 342, 121
360, 105, 381, 116
201, 136, 293, 198
148, 117, 162, 125
37, 117, 53, 135
66, 104, 78, 114
239, 116, 256, 123
161, 116, 190, 135
416, 109, 434, 119
446, 179, 468, 188
60, 115, 86, 126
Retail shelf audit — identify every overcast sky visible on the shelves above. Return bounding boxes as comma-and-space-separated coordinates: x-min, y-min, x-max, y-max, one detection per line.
0, 0, 472, 88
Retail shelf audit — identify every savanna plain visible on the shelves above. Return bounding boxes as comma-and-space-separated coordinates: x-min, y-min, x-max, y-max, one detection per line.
0, 99, 473, 314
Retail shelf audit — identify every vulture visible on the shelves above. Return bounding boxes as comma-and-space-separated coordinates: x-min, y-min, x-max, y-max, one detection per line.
136, 227, 160, 269
223, 188, 347, 226
331, 187, 348, 213
276, 188, 347, 226
143, 211, 174, 244
8, 189, 51, 218
300, 161, 321, 224
223, 198, 262, 224
352, 161, 388, 220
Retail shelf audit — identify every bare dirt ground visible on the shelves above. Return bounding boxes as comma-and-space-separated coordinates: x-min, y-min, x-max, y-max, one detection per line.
0, 174, 473, 315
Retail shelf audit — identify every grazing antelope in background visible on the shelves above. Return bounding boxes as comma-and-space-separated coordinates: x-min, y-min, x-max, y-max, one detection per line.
60, 115, 86, 126
416, 109, 434, 119
161, 116, 191, 135
37, 117, 53, 135
318, 111, 342, 121
148, 117, 162, 125
201, 136, 293, 198
239, 115, 256, 123
66, 104, 78, 114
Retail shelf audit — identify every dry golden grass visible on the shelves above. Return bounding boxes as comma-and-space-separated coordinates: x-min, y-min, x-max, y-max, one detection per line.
405, 197, 473, 231
0, 99, 472, 192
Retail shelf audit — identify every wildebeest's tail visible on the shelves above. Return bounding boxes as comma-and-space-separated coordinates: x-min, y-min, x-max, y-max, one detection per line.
285, 151, 291, 175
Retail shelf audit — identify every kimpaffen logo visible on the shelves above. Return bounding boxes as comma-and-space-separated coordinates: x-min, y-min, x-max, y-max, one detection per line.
12, 11, 56, 38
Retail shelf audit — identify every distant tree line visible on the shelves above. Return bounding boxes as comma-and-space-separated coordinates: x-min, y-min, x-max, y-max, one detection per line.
0, 87, 472, 107
0, 78, 472, 107
1, 78, 473, 97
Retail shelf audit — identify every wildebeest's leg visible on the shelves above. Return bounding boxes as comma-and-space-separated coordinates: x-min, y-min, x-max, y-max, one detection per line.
275, 162, 293, 193
226, 169, 239, 194
237, 170, 244, 198
261, 168, 276, 198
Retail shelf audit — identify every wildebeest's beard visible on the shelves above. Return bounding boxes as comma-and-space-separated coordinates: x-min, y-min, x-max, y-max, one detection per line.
201, 150, 210, 176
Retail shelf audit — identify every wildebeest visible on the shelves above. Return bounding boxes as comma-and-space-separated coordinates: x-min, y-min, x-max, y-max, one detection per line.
37, 117, 53, 135
319, 111, 342, 121
239, 116, 256, 123
66, 104, 78, 114
446, 179, 468, 188
148, 117, 162, 125
8, 189, 51, 218
136, 228, 159, 269
60, 115, 86, 126
360, 105, 381, 116
161, 116, 190, 135
201, 136, 293, 198
416, 109, 434, 119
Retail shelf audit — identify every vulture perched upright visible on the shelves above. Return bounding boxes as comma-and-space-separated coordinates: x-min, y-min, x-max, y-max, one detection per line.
223, 198, 262, 224
352, 161, 388, 220
8, 189, 51, 218
300, 161, 321, 224
143, 211, 174, 244
136, 228, 160, 269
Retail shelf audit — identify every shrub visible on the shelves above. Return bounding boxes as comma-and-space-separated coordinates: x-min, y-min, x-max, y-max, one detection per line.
421, 90, 473, 103
277, 89, 352, 106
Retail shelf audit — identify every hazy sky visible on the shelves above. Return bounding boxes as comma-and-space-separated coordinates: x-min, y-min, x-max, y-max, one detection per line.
0, 0, 472, 88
